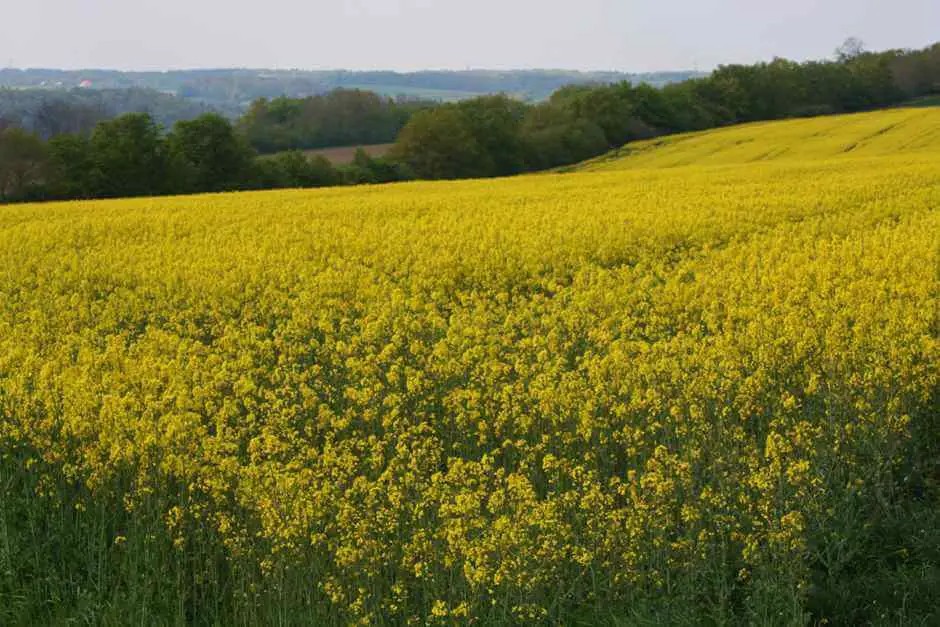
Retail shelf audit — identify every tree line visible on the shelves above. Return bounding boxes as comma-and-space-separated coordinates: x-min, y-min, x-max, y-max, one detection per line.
0, 87, 216, 139
239, 89, 432, 153
0, 111, 412, 202
391, 40, 940, 179
1, 40, 938, 203
2, 68, 702, 111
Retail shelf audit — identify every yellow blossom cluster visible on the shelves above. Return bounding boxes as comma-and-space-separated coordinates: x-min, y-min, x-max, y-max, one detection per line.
0, 108, 937, 624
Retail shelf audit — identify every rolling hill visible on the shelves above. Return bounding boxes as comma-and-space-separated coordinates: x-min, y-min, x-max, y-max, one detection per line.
577, 107, 940, 170
1, 108, 938, 625
0, 68, 705, 110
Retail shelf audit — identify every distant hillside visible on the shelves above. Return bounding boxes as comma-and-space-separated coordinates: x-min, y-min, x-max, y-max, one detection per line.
575, 107, 940, 171
0, 87, 215, 138
0, 68, 705, 111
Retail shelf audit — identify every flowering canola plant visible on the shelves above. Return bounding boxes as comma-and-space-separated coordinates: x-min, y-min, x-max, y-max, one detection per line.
0, 108, 938, 624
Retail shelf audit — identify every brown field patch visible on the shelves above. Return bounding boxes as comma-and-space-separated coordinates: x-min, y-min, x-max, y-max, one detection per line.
301, 143, 394, 164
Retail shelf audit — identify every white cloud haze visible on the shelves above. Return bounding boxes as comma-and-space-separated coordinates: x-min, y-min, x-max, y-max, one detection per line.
2, 0, 937, 71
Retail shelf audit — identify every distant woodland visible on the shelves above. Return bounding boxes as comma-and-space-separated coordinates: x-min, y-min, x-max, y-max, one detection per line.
1, 40, 938, 203
0, 88, 214, 138
0, 68, 701, 108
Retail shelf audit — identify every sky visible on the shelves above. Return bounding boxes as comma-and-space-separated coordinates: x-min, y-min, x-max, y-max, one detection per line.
2, 0, 938, 72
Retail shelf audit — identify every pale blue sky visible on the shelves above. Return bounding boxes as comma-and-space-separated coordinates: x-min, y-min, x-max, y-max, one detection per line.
2, 0, 937, 72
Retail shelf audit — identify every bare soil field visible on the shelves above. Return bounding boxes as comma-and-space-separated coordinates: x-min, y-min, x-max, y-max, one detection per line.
302, 143, 394, 164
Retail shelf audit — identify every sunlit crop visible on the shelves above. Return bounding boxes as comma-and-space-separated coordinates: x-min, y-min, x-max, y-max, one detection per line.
1, 108, 938, 624
580, 107, 940, 170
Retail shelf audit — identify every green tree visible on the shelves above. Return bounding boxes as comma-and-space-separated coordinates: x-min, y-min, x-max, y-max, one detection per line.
455, 95, 528, 176
390, 106, 488, 180
836, 37, 867, 62
0, 127, 48, 201
550, 83, 642, 147
239, 90, 429, 153
342, 147, 414, 184
47, 134, 96, 199
253, 152, 340, 189
168, 113, 255, 193
520, 103, 607, 169
90, 113, 168, 198
659, 81, 721, 131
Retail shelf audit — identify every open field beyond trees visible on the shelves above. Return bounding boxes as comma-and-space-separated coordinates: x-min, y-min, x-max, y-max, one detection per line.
300, 143, 394, 165
1, 109, 938, 625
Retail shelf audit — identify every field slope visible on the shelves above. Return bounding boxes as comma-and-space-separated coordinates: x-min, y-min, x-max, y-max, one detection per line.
1, 110, 938, 625
578, 107, 940, 170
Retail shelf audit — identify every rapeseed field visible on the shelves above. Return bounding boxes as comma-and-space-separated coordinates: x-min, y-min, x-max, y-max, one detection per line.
1, 108, 938, 625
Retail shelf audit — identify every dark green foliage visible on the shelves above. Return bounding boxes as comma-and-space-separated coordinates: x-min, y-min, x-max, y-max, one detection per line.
0, 127, 48, 201
390, 106, 490, 179
340, 147, 414, 184
805, 392, 940, 625
391, 95, 528, 180
456, 95, 529, 176
520, 103, 609, 170
167, 114, 256, 193
548, 83, 646, 147
89, 113, 169, 198
239, 89, 428, 153
253, 151, 341, 189
46, 134, 95, 199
